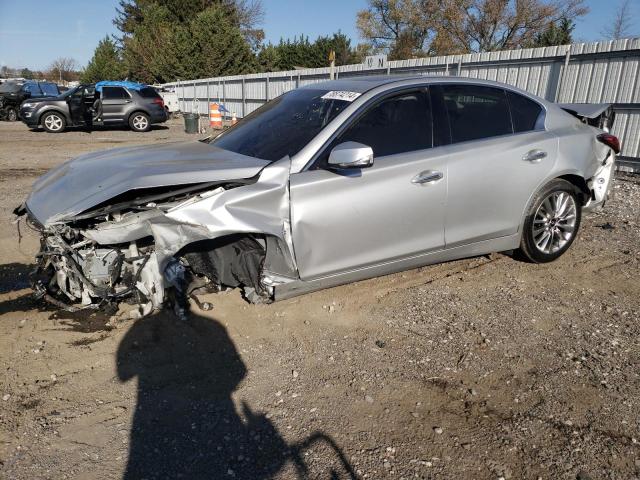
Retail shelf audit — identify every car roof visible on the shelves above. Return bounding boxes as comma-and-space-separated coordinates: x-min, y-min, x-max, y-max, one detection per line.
300, 74, 537, 97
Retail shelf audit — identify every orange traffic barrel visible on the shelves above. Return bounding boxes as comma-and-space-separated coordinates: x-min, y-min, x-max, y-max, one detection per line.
209, 102, 222, 129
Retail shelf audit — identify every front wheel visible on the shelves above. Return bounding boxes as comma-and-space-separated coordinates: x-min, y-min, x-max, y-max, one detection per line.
42, 112, 66, 133
518, 179, 582, 263
6, 107, 18, 122
129, 112, 150, 132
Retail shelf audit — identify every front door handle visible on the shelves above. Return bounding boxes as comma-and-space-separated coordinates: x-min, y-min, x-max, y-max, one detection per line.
412, 170, 443, 185
523, 149, 547, 163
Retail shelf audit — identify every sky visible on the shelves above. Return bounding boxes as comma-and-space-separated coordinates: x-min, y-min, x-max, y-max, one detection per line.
0, 0, 637, 71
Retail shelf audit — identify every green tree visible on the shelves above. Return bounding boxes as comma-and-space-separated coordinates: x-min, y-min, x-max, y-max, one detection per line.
257, 42, 281, 72
255, 32, 359, 72
20, 68, 34, 79
531, 17, 575, 47
116, 1, 259, 82
81, 36, 126, 83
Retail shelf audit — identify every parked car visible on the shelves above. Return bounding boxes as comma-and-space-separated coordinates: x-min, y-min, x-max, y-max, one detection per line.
0, 80, 59, 121
15, 75, 619, 319
19, 81, 167, 133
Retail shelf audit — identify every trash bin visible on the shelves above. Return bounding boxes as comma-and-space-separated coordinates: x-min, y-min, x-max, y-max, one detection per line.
183, 113, 199, 134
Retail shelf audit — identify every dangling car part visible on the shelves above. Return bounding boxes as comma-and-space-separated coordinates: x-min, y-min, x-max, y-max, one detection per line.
15, 76, 619, 318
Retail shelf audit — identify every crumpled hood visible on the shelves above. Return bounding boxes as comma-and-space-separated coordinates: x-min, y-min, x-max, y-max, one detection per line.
26, 140, 271, 225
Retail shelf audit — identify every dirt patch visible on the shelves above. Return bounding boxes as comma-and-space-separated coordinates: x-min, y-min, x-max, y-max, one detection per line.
0, 119, 638, 479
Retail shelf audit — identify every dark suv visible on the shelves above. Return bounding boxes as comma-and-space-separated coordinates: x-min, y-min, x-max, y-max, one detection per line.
0, 80, 59, 121
19, 81, 168, 133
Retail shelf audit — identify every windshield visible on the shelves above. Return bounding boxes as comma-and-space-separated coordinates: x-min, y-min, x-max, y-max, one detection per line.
210, 88, 353, 161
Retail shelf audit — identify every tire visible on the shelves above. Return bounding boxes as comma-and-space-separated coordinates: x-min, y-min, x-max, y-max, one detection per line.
518, 179, 582, 263
42, 111, 66, 133
6, 107, 18, 122
129, 112, 151, 132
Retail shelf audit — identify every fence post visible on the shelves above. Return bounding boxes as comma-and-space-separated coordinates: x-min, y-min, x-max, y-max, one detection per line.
241, 78, 246, 117
553, 49, 571, 102
457, 58, 462, 76
206, 80, 210, 109
296, 73, 300, 88
222, 80, 226, 114
266, 76, 270, 102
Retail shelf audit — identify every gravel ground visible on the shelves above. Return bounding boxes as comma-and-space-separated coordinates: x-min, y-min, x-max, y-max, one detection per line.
0, 119, 639, 480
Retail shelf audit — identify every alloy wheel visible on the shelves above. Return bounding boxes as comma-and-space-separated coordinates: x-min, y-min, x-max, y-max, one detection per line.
7, 109, 17, 121
45, 114, 63, 132
532, 191, 577, 254
132, 115, 148, 131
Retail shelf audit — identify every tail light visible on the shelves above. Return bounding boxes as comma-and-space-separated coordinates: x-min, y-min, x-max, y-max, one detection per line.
597, 133, 620, 154
152, 97, 165, 108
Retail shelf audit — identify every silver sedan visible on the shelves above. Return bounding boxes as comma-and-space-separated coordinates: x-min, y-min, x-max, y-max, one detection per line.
16, 75, 619, 318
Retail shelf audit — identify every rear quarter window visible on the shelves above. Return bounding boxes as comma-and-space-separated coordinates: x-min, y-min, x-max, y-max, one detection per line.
138, 87, 161, 99
506, 91, 544, 132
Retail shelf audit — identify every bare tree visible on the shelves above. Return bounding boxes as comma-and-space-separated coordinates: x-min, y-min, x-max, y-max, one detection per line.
356, 0, 443, 59
357, 0, 590, 58
439, 0, 589, 53
228, 0, 265, 50
48, 57, 78, 84
602, 0, 635, 39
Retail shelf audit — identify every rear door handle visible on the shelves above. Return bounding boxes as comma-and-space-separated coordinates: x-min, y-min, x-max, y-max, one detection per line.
412, 170, 443, 185
523, 149, 547, 163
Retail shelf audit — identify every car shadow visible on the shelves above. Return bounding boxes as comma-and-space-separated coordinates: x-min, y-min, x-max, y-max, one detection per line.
117, 311, 358, 479
27, 125, 170, 134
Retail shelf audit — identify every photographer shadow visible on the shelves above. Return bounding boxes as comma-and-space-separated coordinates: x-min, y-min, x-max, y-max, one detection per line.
117, 311, 356, 479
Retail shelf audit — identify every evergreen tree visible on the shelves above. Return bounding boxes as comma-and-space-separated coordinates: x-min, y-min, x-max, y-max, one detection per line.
20, 68, 34, 79
81, 36, 126, 83
257, 43, 280, 72
255, 32, 359, 72
531, 17, 575, 47
115, 0, 262, 82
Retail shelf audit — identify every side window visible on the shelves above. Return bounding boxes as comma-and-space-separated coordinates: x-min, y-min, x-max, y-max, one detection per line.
335, 90, 433, 158
23, 83, 43, 96
102, 86, 130, 100
506, 91, 544, 132
40, 83, 59, 96
442, 85, 512, 143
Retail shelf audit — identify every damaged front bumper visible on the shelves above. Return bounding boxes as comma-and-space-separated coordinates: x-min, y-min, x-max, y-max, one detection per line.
16, 157, 299, 318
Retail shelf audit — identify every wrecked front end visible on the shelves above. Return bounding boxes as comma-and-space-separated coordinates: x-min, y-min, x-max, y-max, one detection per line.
16, 157, 298, 319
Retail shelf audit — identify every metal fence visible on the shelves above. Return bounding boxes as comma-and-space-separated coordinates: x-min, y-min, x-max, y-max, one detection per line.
162, 38, 640, 165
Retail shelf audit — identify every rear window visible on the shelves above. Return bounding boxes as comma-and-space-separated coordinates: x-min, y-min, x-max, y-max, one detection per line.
138, 87, 161, 98
507, 91, 544, 132
442, 85, 512, 143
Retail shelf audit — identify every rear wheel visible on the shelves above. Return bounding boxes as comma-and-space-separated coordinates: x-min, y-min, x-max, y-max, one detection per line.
129, 112, 150, 132
42, 112, 66, 133
6, 107, 18, 122
518, 179, 582, 263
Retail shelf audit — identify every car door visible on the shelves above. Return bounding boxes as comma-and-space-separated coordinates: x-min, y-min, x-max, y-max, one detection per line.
434, 84, 557, 247
67, 86, 87, 125
101, 86, 131, 123
289, 88, 448, 281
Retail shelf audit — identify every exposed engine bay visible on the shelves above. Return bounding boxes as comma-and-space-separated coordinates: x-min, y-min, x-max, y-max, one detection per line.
15, 157, 299, 319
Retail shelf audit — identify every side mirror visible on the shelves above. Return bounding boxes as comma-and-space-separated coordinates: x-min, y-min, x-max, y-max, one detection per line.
328, 141, 374, 170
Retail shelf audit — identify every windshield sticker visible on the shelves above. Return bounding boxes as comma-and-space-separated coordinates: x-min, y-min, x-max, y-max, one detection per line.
321, 91, 361, 102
